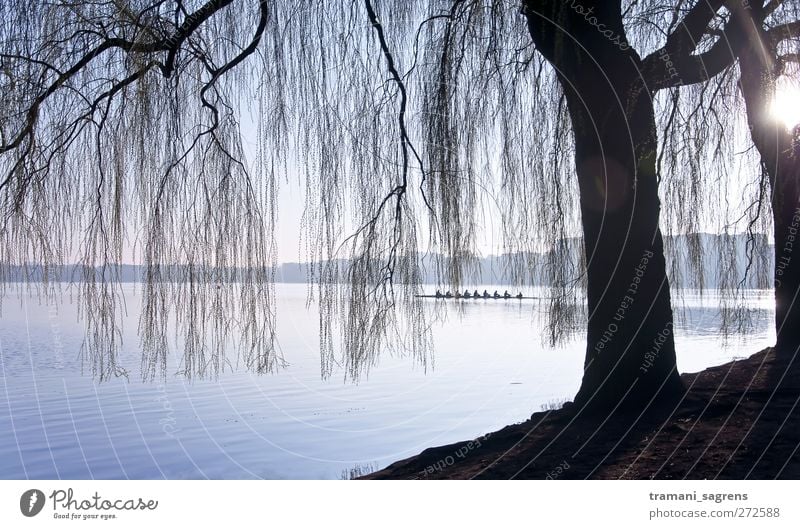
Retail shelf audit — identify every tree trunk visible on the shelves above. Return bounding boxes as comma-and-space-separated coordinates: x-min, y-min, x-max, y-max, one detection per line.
523, 1, 683, 410
737, 13, 800, 355
772, 153, 800, 353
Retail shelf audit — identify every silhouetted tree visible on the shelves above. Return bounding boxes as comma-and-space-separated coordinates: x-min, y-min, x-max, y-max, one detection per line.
520, 0, 800, 409
734, 0, 800, 354
1, 1, 798, 413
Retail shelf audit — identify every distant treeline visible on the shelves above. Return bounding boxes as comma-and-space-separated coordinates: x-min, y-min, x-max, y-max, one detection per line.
0, 233, 772, 289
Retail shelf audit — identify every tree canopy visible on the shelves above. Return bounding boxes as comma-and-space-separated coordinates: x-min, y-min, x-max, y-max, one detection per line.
1, 0, 798, 384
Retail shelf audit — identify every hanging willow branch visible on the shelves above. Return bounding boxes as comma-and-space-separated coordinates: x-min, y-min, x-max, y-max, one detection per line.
1, 0, 798, 380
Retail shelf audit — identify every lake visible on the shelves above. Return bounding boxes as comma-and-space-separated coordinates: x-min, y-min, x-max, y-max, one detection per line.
0, 284, 775, 479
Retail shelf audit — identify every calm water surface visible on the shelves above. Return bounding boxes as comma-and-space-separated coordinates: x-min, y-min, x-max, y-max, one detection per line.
0, 284, 775, 479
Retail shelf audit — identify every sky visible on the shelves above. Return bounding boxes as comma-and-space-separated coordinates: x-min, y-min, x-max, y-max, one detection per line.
108, 69, 800, 267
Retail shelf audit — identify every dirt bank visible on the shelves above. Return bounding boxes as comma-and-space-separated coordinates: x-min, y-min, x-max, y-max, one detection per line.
365, 347, 800, 479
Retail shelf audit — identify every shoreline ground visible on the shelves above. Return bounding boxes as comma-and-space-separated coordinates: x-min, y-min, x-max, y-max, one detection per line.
365, 347, 800, 479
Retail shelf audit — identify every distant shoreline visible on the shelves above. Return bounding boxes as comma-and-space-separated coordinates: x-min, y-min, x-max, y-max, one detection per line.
0, 230, 777, 290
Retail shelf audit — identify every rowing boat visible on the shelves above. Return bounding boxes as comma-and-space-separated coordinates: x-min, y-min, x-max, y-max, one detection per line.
415, 295, 537, 300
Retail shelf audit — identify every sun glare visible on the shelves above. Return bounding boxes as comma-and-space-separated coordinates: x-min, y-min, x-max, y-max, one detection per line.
770, 83, 800, 130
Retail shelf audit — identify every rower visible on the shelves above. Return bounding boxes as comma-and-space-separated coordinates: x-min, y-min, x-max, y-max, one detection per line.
483, 290, 490, 298
493, 290, 500, 298
455, 290, 462, 298
463, 290, 471, 298
435, 289, 443, 298
445, 290, 452, 298
473, 290, 480, 298
503, 290, 511, 299
516, 292, 523, 299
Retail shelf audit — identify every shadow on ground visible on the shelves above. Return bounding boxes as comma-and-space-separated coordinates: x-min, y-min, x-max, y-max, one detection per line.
365, 347, 800, 479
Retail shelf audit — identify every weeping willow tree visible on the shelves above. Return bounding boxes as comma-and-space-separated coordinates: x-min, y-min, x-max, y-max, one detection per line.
1, 1, 798, 411
733, 0, 800, 354
521, 0, 799, 409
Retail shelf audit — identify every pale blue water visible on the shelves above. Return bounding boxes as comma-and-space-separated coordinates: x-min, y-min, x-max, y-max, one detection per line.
0, 284, 775, 479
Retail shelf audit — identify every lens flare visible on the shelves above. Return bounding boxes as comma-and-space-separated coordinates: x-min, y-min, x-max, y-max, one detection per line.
770, 84, 800, 130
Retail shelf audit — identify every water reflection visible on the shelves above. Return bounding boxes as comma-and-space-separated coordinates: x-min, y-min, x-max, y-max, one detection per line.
0, 285, 775, 479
